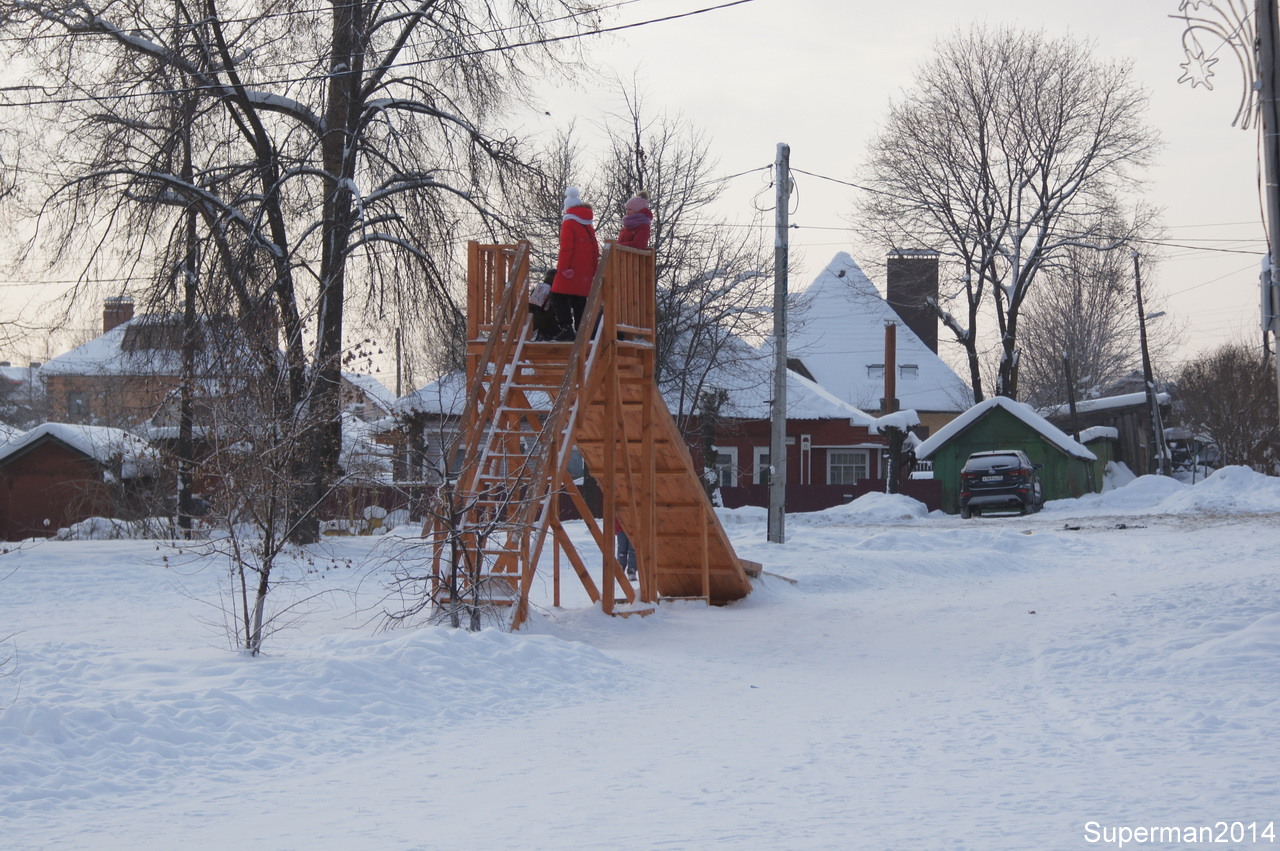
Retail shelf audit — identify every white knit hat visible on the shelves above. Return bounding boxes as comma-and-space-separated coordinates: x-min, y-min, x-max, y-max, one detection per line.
563, 186, 583, 212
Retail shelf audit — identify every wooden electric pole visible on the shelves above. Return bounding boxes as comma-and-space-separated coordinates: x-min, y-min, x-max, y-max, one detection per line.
768, 143, 790, 544
1133, 251, 1167, 475
1063, 352, 1082, 443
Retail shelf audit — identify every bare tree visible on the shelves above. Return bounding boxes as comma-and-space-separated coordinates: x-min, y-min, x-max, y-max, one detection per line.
0, 0, 605, 543
521, 89, 772, 445
859, 26, 1158, 401
594, 89, 773, 429
1172, 341, 1280, 473
182, 343, 384, 655
1016, 245, 1177, 409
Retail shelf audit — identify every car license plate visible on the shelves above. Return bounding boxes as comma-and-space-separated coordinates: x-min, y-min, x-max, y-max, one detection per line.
982, 475, 1002, 482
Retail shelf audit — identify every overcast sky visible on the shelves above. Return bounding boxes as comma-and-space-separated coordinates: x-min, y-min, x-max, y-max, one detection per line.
1, 0, 1260, 384
532, 0, 1266, 372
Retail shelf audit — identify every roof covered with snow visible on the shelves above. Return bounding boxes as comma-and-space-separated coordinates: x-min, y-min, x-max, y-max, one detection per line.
713, 367, 877, 423
40, 315, 269, 378
0, 363, 40, 387
1077, 426, 1120, 443
0, 423, 161, 477
342, 372, 397, 415
788, 254, 972, 414
39, 320, 162, 377
396, 371, 470, 417
915, 396, 1096, 461
1039, 391, 1171, 419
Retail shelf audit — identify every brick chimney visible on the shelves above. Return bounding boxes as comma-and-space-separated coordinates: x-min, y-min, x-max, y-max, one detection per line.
103, 295, 135, 333
885, 249, 939, 353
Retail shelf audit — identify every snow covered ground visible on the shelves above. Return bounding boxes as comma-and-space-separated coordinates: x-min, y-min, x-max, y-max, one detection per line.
3, 467, 1280, 849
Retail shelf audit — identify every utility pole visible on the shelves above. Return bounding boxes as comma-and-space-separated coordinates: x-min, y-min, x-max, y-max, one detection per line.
1133, 251, 1167, 475
768, 143, 790, 544
1257, 0, 1280, 424
1063, 352, 1082, 443
395, 326, 403, 397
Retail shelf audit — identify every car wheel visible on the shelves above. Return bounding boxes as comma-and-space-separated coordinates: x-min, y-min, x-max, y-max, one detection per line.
1019, 501, 1030, 516
960, 506, 971, 519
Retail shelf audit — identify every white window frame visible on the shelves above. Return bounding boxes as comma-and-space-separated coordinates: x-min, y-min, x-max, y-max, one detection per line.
711, 446, 739, 488
753, 446, 771, 486
827, 448, 869, 485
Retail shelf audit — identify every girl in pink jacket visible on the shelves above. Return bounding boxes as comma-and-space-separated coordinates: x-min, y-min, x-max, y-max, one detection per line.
618, 191, 653, 250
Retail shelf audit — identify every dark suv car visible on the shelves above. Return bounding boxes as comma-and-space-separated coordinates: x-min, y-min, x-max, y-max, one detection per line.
959, 450, 1043, 518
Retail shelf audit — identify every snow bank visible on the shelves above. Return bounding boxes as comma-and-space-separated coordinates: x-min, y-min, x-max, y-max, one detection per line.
1158, 465, 1280, 513
795, 491, 930, 525
714, 504, 768, 526
1059, 466, 1280, 515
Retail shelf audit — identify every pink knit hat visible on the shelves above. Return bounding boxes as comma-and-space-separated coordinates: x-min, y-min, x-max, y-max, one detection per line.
624, 191, 649, 213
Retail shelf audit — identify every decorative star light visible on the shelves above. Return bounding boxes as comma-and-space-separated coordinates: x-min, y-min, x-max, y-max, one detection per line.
1171, 0, 1258, 128
1178, 47, 1219, 89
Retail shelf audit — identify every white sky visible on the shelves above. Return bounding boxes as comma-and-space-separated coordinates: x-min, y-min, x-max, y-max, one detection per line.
532, 0, 1266, 372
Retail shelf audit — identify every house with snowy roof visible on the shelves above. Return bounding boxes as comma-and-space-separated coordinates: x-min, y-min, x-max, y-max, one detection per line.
700, 367, 947, 511
387, 370, 469, 486
1039, 390, 1171, 477
666, 252, 968, 511
0, 422, 163, 540
915, 396, 1102, 514
40, 297, 271, 428
786, 252, 972, 436
42, 297, 396, 431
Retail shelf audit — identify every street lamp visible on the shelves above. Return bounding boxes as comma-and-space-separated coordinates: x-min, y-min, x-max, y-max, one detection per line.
1132, 251, 1167, 476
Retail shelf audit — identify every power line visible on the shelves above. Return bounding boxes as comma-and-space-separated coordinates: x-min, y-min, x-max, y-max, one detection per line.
787, 165, 1269, 258
1164, 260, 1260, 296
1132, 237, 1263, 255
0, 0, 759, 110
0, 0, 649, 50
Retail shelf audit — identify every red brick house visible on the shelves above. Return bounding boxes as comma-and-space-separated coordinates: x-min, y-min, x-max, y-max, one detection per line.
683, 368, 940, 512
0, 423, 161, 540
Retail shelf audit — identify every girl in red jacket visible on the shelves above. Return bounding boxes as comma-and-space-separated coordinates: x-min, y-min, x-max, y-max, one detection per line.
549, 186, 600, 341
618, 191, 653, 250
